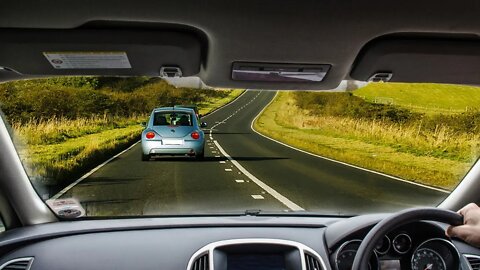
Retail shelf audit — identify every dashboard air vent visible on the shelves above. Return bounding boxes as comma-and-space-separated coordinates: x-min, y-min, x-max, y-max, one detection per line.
0, 257, 34, 270
466, 255, 480, 270
191, 253, 209, 270
305, 253, 322, 270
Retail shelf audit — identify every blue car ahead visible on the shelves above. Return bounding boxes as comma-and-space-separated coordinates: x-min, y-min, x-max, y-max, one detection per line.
141, 107, 206, 161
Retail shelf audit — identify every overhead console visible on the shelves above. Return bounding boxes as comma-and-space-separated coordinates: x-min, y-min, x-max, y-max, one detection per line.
0, 29, 202, 77
350, 36, 480, 85
232, 62, 331, 83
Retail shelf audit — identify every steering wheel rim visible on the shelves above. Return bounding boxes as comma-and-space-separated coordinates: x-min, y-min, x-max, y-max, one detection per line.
351, 207, 463, 270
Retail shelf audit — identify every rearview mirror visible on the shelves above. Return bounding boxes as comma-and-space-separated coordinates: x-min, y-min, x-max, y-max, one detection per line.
200, 122, 207, 128
141, 121, 147, 127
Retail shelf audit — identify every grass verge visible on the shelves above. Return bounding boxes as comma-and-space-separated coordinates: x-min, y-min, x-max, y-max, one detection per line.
14, 117, 144, 188
254, 91, 477, 190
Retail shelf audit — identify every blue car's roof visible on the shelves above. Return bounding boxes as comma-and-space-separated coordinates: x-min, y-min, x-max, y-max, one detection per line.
152, 107, 195, 113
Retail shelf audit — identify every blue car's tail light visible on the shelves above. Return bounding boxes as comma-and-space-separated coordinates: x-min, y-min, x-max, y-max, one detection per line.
145, 131, 155, 139
191, 131, 200, 140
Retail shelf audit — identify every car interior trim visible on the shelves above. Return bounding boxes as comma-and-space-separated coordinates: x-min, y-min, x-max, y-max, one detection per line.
333, 239, 379, 270
440, 158, 480, 210
350, 37, 480, 85
391, 233, 412, 254
0, 257, 34, 270
374, 236, 390, 255
186, 238, 328, 270
463, 254, 480, 270
410, 238, 462, 269
0, 113, 56, 226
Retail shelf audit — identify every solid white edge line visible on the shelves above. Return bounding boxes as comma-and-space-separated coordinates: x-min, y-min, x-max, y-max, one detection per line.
50, 91, 250, 200
250, 91, 450, 194
51, 140, 141, 199
214, 140, 305, 211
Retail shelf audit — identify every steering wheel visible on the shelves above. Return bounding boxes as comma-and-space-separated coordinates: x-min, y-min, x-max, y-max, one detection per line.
351, 207, 464, 270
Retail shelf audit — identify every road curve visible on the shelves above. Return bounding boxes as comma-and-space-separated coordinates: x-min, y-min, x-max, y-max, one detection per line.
59, 90, 447, 216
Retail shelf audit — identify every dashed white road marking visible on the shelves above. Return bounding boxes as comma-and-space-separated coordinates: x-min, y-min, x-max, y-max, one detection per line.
214, 140, 304, 211
207, 91, 303, 210
209, 93, 298, 207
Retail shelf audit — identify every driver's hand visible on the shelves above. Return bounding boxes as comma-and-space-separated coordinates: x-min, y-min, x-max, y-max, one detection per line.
446, 203, 480, 247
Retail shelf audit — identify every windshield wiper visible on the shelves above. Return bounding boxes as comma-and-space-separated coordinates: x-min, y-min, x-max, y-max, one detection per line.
243, 209, 355, 218
244, 209, 262, 216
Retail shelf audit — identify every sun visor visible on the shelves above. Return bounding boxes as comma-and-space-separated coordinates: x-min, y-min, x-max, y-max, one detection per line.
350, 38, 480, 85
0, 29, 202, 77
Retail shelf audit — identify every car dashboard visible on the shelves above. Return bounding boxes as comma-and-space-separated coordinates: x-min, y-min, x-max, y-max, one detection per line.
329, 221, 462, 270
0, 215, 478, 270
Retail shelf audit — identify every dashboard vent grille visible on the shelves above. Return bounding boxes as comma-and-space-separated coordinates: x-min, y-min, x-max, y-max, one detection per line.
305, 253, 322, 270
466, 255, 480, 270
191, 253, 209, 270
0, 258, 34, 270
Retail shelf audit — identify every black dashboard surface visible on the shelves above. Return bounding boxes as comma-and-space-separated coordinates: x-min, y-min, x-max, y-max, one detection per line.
0, 215, 479, 270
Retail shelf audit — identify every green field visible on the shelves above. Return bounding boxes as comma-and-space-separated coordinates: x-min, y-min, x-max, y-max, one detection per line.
254, 84, 480, 190
354, 83, 480, 114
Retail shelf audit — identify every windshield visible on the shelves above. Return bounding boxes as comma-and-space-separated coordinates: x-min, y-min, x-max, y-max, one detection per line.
2, 77, 479, 218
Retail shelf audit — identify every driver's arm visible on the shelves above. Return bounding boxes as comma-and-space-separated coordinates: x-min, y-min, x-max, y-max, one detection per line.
446, 203, 480, 247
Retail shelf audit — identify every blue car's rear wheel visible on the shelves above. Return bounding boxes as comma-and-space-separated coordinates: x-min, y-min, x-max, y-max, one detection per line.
195, 150, 204, 160
141, 153, 150, 161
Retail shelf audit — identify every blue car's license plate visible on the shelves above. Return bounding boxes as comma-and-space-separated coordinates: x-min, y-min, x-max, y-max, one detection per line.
162, 139, 184, 145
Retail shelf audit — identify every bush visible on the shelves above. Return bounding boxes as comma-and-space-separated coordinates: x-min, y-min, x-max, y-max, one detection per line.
292, 91, 480, 135
425, 111, 480, 134
45, 77, 100, 89
293, 92, 418, 124
0, 77, 233, 123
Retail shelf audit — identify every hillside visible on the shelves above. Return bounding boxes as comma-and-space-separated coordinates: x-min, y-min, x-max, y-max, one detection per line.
354, 82, 480, 114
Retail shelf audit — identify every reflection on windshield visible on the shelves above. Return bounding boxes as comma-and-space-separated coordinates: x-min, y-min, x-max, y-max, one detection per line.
1, 77, 479, 218
0, 219, 4, 232
153, 111, 193, 126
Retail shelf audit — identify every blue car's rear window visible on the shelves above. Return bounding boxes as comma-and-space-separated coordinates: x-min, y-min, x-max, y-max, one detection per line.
153, 111, 193, 126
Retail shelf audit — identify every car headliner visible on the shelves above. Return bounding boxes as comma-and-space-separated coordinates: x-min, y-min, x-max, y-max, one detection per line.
0, 0, 479, 89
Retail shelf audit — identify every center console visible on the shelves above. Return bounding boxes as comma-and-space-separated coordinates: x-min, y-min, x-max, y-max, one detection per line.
187, 239, 326, 270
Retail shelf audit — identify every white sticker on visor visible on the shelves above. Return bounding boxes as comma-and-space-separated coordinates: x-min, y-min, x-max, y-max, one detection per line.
43, 51, 132, 69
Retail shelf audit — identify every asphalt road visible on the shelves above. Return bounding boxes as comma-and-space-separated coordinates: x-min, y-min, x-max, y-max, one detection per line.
58, 90, 447, 216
